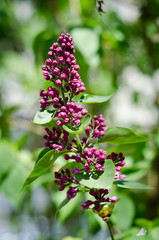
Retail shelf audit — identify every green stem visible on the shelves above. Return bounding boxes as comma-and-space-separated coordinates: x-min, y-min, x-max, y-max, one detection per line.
75, 133, 82, 153
106, 221, 115, 240
61, 88, 66, 106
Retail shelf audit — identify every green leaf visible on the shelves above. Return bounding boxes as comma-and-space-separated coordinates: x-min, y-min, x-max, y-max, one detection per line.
76, 160, 115, 189
32, 109, 55, 125
111, 194, 135, 231
71, 28, 99, 66
72, 94, 112, 103
36, 148, 50, 163
98, 127, 152, 144
55, 198, 70, 219
21, 150, 66, 190
63, 114, 91, 134
60, 161, 84, 172
113, 180, 153, 189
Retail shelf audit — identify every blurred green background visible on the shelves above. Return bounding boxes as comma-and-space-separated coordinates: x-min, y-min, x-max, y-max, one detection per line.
0, 0, 159, 239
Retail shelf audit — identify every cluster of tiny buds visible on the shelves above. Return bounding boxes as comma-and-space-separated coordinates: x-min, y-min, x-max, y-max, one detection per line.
39, 87, 60, 109
44, 127, 69, 151
64, 146, 106, 173
41, 33, 85, 96
54, 101, 88, 127
85, 114, 106, 138
40, 89, 88, 128
54, 169, 79, 199
107, 152, 126, 180
39, 33, 127, 213
81, 189, 118, 211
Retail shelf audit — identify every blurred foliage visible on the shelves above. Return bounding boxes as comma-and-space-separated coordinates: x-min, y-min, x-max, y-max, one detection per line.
0, 0, 159, 239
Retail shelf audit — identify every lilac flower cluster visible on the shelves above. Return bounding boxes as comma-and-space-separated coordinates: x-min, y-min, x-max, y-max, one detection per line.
43, 127, 69, 151
54, 169, 79, 198
65, 146, 106, 172
85, 114, 106, 138
39, 33, 126, 213
54, 102, 88, 127
39, 87, 60, 109
107, 152, 126, 180
41, 33, 85, 96
81, 189, 118, 211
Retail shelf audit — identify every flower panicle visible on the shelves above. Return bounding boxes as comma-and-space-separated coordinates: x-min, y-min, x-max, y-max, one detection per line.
39, 33, 126, 214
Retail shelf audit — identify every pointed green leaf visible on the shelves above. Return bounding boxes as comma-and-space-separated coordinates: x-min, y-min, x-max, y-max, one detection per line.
113, 180, 153, 189
76, 160, 115, 189
98, 127, 152, 144
72, 94, 112, 103
32, 109, 55, 125
55, 198, 70, 220
21, 150, 66, 190
60, 161, 85, 172
63, 114, 91, 134
36, 148, 50, 163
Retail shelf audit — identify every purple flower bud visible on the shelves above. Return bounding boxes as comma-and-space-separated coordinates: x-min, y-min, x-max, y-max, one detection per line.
81, 200, 93, 210
87, 158, 93, 164
52, 59, 57, 66
48, 91, 54, 97
79, 87, 86, 92
99, 131, 105, 136
53, 97, 59, 104
64, 154, 70, 160
116, 166, 122, 172
57, 145, 64, 151
48, 51, 53, 57
53, 43, 58, 48
43, 70, 49, 76
45, 58, 52, 65
73, 119, 80, 125
61, 106, 67, 112
58, 56, 64, 63
55, 79, 62, 86
64, 118, 70, 123
74, 65, 80, 70
54, 172, 61, 179
39, 99, 45, 104
77, 114, 82, 119
60, 73, 66, 80
107, 196, 118, 202
56, 47, 62, 53
120, 161, 125, 166
75, 156, 81, 162
41, 65, 48, 70
59, 185, 65, 191
67, 186, 78, 199
53, 67, 60, 75
72, 113, 78, 118
76, 105, 83, 112
64, 51, 70, 57
119, 174, 126, 180
57, 120, 64, 126
81, 109, 88, 116
61, 43, 65, 48
72, 168, 80, 175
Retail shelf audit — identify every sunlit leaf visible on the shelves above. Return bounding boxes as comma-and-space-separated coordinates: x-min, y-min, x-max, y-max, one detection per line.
36, 148, 50, 163
21, 150, 67, 190
111, 194, 135, 231
32, 109, 55, 125
72, 94, 112, 103
98, 127, 152, 144
63, 114, 91, 134
71, 28, 99, 66
113, 180, 152, 189
76, 160, 115, 189
55, 198, 70, 219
